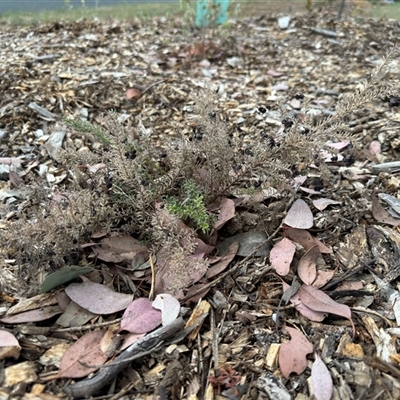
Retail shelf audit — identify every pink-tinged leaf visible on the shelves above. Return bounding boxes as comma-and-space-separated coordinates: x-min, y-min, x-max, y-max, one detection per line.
120, 333, 146, 350
283, 283, 327, 322
312, 198, 341, 211
65, 282, 133, 315
56, 330, 107, 379
87, 163, 106, 174
0, 157, 24, 165
206, 242, 239, 279
120, 298, 162, 334
0, 306, 62, 324
320, 150, 343, 162
312, 354, 333, 400
0, 330, 21, 360
326, 141, 350, 150
313, 270, 335, 288
299, 285, 355, 336
298, 245, 319, 285
369, 140, 381, 155
267, 69, 284, 76
213, 198, 236, 230
299, 186, 321, 195
126, 87, 142, 101
284, 199, 313, 229
270, 238, 296, 276
290, 98, 301, 109
293, 175, 307, 186
271, 83, 289, 91
279, 326, 313, 378
152, 294, 180, 326
285, 227, 332, 253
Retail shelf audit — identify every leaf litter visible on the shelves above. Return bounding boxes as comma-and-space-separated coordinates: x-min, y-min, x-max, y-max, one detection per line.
1, 5, 400, 399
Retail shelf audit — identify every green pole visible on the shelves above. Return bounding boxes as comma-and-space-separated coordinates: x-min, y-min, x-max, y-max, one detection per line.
196, 0, 230, 28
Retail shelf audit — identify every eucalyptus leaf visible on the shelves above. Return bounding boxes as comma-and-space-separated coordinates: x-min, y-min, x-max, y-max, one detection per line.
40, 265, 94, 293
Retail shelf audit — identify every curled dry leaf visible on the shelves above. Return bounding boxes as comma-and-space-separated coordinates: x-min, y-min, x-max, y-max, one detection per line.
311, 354, 333, 400
284, 199, 313, 229
279, 326, 313, 378
297, 245, 319, 285
299, 285, 355, 337
65, 282, 134, 315
56, 330, 108, 379
269, 238, 296, 276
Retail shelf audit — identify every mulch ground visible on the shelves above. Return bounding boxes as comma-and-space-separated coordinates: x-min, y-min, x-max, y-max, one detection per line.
1, 6, 400, 400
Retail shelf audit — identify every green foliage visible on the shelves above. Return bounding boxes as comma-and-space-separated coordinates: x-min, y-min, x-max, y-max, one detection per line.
64, 117, 111, 145
166, 180, 214, 233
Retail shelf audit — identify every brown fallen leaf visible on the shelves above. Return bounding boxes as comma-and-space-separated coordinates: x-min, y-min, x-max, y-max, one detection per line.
206, 242, 239, 279
279, 326, 313, 378
297, 244, 319, 285
371, 195, 400, 227
285, 227, 332, 253
283, 282, 327, 322
298, 285, 355, 337
55, 330, 108, 379
213, 198, 236, 230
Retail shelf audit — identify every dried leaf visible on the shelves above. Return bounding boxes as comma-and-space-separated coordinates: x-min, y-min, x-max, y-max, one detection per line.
284, 199, 313, 229
369, 140, 381, 155
312, 270, 335, 288
152, 294, 180, 326
285, 227, 332, 253
279, 326, 313, 378
299, 285, 355, 336
312, 198, 341, 211
0, 306, 62, 324
312, 354, 333, 400
120, 298, 162, 334
269, 238, 296, 276
0, 330, 21, 360
206, 242, 238, 279
126, 87, 142, 100
65, 282, 133, 315
213, 198, 236, 230
100, 235, 148, 254
297, 245, 319, 285
283, 282, 327, 322
154, 248, 209, 299
56, 330, 108, 379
